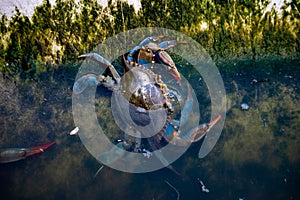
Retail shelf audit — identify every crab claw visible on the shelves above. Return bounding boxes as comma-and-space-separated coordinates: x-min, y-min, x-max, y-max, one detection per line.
78, 53, 112, 67
0, 142, 55, 163
165, 114, 222, 147
157, 51, 181, 83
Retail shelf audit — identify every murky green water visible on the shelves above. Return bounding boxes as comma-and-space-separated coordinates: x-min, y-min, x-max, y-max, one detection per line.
0, 59, 299, 199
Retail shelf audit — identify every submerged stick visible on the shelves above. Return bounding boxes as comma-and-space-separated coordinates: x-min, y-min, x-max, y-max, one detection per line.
164, 180, 180, 200
93, 165, 104, 179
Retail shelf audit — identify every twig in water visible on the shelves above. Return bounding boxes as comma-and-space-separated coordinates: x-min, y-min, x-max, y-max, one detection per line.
164, 180, 180, 200
93, 165, 104, 179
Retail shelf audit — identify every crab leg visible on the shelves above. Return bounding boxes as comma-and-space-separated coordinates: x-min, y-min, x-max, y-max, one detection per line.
127, 35, 165, 62
78, 53, 112, 67
74, 53, 120, 94
164, 85, 222, 146
165, 115, 222, 147
147, 137, 180, 175
78, 53, 120, 82
138, 35, 165, 47
158, 40, 186, 51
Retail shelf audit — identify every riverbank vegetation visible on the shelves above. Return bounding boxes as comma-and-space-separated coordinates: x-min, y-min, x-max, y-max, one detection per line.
0, 0, 299, 76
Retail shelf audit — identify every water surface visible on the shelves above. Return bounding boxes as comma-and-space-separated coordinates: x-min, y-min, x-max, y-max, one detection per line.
0, 59, 299, 199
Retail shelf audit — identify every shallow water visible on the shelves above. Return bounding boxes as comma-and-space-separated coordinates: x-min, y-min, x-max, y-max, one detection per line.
0, 59, 299, 199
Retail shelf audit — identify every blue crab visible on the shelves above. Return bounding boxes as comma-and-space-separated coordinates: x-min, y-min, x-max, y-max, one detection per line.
73, 37, 221, 171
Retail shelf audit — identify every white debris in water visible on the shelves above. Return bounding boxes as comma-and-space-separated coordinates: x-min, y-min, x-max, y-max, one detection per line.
198, 178, 210, 193
201, 185, 209, 193
241, 103, 249, 110
284, 74, 293, 79
142, 149, 152, 158
69, 127, 79, 135
251, 79, 258, 84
